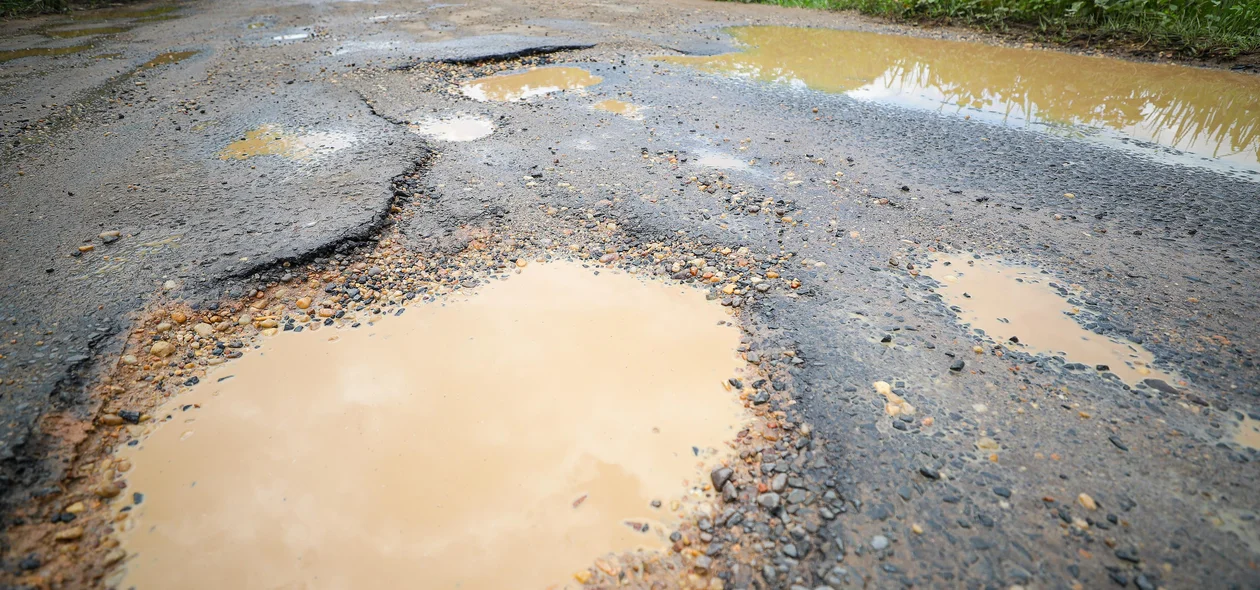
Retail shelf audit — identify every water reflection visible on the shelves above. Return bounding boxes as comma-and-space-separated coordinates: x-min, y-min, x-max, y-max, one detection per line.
659, 26, 1260, 170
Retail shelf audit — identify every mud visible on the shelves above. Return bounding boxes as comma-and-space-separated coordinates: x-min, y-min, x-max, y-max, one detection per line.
926, 253, 1172, 385
462, 66, 602, 101
660, 26, 1260, 171
113, 262, 747, 589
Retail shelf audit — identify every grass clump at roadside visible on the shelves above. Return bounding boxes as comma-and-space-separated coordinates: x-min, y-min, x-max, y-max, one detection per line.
726, 0, 1260, 56
1, 0, 139, 18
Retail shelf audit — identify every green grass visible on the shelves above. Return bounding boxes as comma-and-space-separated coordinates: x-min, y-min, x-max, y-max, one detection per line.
1, 0, 143, 18
725, 0, 1260, 56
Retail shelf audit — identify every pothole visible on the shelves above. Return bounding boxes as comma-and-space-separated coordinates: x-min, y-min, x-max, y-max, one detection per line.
462, 66, 602, 101
112, 261, 748, 589
593, 99, 643, 119
694, 152, 750, 171
408, 114, 494, 141
925, 253, 1173, 385
141, 50, 197, 68
42, 25, 133, 38
219, 124, 353, 160
0, 44, 94, 63
1237, 415, 1260, 450
658, 25, 1260, 172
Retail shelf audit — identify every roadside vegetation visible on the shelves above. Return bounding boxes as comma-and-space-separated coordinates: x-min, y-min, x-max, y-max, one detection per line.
725, 0, 1260, 56
1, 0, 129, 18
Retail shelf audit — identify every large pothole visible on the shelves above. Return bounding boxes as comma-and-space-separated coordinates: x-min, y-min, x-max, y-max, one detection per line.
112, 261, 749, 589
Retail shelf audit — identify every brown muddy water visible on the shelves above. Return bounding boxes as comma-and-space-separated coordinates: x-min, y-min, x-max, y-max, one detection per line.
0, 44, 92, 63
219, 125, 351, 160
593, 99, 643, 119
141, 50, 197, 68
659, 26, 1260, 172
926, 253, 1173, 385
409, 115, 494, 141
42, 25, 132, 38
113, 262, 747, 589
463, 66, 602, 101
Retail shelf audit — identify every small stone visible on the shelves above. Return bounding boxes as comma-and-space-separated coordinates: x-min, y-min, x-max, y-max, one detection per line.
99, 230, 121, 243
18, 554, 40, 570
54, 526, 84, 541
192, 323, 214, 337
93, 482, 121, 498
102, 548, 126, 566
120, 354, 138, 365
149, 341, 174, 357
170, 311, 187, 324
155, 322, 172, 333
871, 535, 889, 550
919, 466, 940, 480
771, 473, 788, 492
78, 244, 95, 253
1078, 493, 1098, 511
296, 297, 312, 309
99, 414, 124, 426
757, 492, 781, 511
949, 359, 965, 371
711, 467, 733, 490
911, 524, 923, 535
65, 502, 85, 514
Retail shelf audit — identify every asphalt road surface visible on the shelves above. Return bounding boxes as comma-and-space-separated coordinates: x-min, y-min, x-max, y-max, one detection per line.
2, 0, 1258, 587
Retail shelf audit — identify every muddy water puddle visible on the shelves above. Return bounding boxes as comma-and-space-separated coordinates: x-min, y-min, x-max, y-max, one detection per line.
0, 43, 93, 63
659, 26, 1260, 172
463, 66, 601, 101
219, 124, 351, 160
42, 25, 132, 38
409, 114, 494, 141
1236, 416, 1260, 450
927, 253, 1172, 385
114, 262, 747, 589
594, 98, 643, 119
141, 50, 197, 68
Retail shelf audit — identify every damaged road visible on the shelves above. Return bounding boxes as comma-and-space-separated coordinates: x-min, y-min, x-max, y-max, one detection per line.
2, 0, 1259, 588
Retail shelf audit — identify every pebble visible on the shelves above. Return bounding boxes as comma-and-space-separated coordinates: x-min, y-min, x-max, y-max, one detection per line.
871, 535, 889, 550
54, 526, 83, 541
1078, 493, 1098, 511
149, 341, 174, 357
757, 492, 781, 511
711, 467, 733, 490
99, 230, 120, 243
193, 323, 214, 337
296, 297, 312, 309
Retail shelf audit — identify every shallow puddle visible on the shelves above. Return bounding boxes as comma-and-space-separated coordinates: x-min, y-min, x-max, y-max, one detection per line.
141, 50, 197, 68
594, 98, 642, 119
0, 44, 92, 63
695, 152, 749, 171
659, 26, 1260, 172
463, 66, 602, 101
1236, 416, 1260, 450
42, 25, 132, 38
70, 4, 178, 20
219, 125, 350, 160
115, 262, 746, 589
926, 253, 1171, 385
409, 114, 494, 141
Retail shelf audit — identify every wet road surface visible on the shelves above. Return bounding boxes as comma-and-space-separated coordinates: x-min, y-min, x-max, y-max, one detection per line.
2, 0, 1259, 588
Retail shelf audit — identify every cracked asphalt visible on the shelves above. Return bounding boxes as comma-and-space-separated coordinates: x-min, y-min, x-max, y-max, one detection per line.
2, 0, 1258, 587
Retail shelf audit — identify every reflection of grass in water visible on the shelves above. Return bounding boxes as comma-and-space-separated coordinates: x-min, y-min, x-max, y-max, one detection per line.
702, 27, 1260, 164
722, 0, 1260, 56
